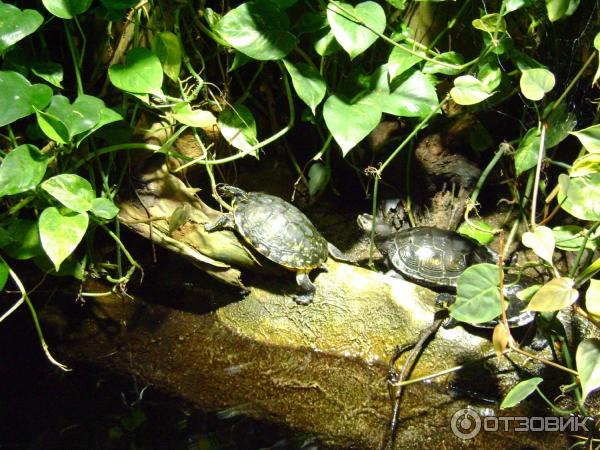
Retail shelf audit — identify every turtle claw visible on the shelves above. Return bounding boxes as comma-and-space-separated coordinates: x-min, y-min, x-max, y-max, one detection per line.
292, 291, 314, 305
294, 271, 316, 305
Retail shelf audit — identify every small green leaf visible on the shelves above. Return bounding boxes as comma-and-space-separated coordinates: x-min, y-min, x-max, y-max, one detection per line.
215, 1, 296, 60
500, 377, 543, 409
520, 68, 555, 101
450, 75, 492, 106
323, 94, 382, 156
472, 13, 507, 35
76, 106, 124, 145
526, 277, 579, 312
586, 279, 600, 318
553, 225, 598, 252
0, 71, 52, 127
312, 27, 342, 56
388, 45, 423, 79
576, 338, 600, 400
33, 253, 85, 279
545, 105, 577, 149
172, 103, 217, 128
0, 145, 49, 196
218, 104, 258, 153
41, 174, 95, 213
36, 109, 70, 144
422, 51, 464, 76
450, 263, 503, 324
39, 207, 89, 271
571, 153, 600, 177
514, 128, 541, 175
90, 197, 119, 220
0, 3, 43, 52
522, 226, 555, 265
31, 61, 64, 88
477, 61, 502, 91
545, 0, 570, 21
457, 220, 495, 245
42, 0, 93, 19
558, 173, 600, 221
503, 0, 534, 14
46, 95, 104, 138
571, 124, 600, 153
327, 1, 386, 60
0, 259, 8, 291
3, 219, 44, 260
282, 60, 326, 114
307, 162, 330, 197
108, 48, 164, 95
152, 31, 182, 82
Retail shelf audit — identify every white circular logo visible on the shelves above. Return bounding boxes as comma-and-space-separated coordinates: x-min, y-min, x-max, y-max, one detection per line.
451, 408, 482, 440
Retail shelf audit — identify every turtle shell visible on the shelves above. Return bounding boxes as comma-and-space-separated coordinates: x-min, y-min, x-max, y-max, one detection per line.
233, 192, 328, 270
389, 226, 495, 289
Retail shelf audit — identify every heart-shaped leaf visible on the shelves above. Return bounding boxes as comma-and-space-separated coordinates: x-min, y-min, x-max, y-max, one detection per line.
376, 69, 439, 117
0, 71, 52, 127
31, 61, 64, 88
46, 95, 104, 138
388, 45, 423, 79
450, 263, 503, 324
558, 173, 600, 221
422, 51, 464, 76
526, 277, 579, 312
0, 145, 49, 196
90, 197, 119, 220
215, 1, 296, 60
327, 1, 385, 60
323, 94, 382, 155
41, 174, 95, 213
520, 68, 555, 101
108, 48, 164, 95
522, 225, 555, 264
283, 59, 326, 114
571, 124, 600, 153
0, 3, 43, 52
39, 207, 89, 271
576, 338, 600, 400
450, 75, 492, 105
586, 279, 600, 318
42, 0, 93, 19
36, 109, 70, 144
500, 377, 543, 409
218, 104, 258, 152
3, 219, 44, 260
172, 103, 217, 129
152, 31, 182, 81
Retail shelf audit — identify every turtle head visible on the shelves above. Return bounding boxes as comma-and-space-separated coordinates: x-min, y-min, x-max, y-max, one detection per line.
357, 213, 395, 239
216, 184, 247, 199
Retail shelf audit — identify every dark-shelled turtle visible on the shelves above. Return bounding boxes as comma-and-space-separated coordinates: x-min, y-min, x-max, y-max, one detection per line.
205, 185, 343, 305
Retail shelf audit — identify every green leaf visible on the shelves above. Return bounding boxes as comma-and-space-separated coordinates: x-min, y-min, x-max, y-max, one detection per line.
553, 225, 598, 252
472, 13, 507, 35
457, 220, 495, 245
35, 109, 70, 144
571, 153, 600, 177
0, 227, 14, 248
514, 128, 541, 175
450, 263, 503, 324
388, 45, 423, 80
172, 103, 217, 128
0, 145, 49, 196
586, 279, 600, 318
522, 225, 555, 265
323, 94, 382, 156
76, 106, 124, 145
327, 1, 386, 60
545, 106, 577, 149
503, 0, 534, 14
90, 197, 119, 220
477, 61, 502, 91
520, 68, 555, 101
576, 338, 600, 400
571, 124, 600, 153
379, 70, 438, 117
152, 31, 182, 82
449, 75, 492, 105
526, 277, 578, 312
215, 1, 296, 60
422, 51, 464, 76
41, 174, 95, 213
312, 27, 342, 56
108, 48, 164, 95
0, 259, 8, 291
46, 95, 104, 138
307, 162, 330, 197
282, 60, 326, 114
3, 219, 44, 260
42, 0, 93, 19
33, 253, 85, 279
558, 173, 600, 221
545, 0, 570, 21
0, 3, 43, 52
218, 104, 259, 153
39, 207, 89, 271
31, 61, 64, 88
0, 71, 52, 127
500, 378, 543, 409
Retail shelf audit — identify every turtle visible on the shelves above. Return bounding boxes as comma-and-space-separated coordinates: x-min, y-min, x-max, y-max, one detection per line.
357, 214, 536, 329
205, 185, 343, 305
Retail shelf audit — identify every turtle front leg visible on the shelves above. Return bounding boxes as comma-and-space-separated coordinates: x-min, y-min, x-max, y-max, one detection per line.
204, 213, 235, 232
293, 270, 316, 305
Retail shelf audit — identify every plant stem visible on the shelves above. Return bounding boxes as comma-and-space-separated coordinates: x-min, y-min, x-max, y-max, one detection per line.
530, 123, 547, 228
65, 21, 83, 96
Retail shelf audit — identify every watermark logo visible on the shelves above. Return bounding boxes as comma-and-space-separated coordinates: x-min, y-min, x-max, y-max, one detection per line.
450, 408, 593, 440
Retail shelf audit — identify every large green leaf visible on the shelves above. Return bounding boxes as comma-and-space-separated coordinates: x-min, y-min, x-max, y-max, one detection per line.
0, 145, 49, 196
36, 109, 70, 145
450, 75, 492, 105
172, 103, 217, 128
45, 95, 104, 138
312, 27, 342, 56
31, 61, 64, 88
215, 1, 296, 60
218, 104, 258, 153
520, 68, 555, 101
377, 69, 438, 117
323, 94, 382, 156
0, 71, 52, 127
90, 197, 119, 220
500, 377, 543, 409
3, 219, 44, 260
388, 45, 423, 80
526, 277, 578, 312
282, 60, 326, 114
522, 226, 555, 265
587, 279, 600, 318
553, 225, 598, 252
576, 338, 600, 400
571, 124, 600, 153
450, 263, 502, 324
39, 207, 89, 271
41, 174, 95, 213
422, 51, 464, 76
514, 128, 541, 175
42, 0, 93, 19
152, 31, 182, 82
0, 3, 43, 52
108, 48, 164, 95
558, 173, 600, 221
327, 1, 385, 60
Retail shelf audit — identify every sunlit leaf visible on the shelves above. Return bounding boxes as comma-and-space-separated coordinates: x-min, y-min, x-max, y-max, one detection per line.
422, 51, 464, 76
152, 31, 182, 82
0, 145, 48, 196
514, 128, 541, 175
172, 103, 217, 128
42, 0, 92, 19
526, 277, 578, 312
90, 197, 119, 220
545, 0, 571, 22
36, 109, 70, 144
39, 207, 89, 271
586, 279, 600, 318
570, 153, 600, 177
450, 263, 502, 324
457, 220, 495, 245
218, 104, 258, 153
472, 13, 507, 35
374, 69, 438, 117
283, 60, 326, 114
0, 3, 43, 52
500, 377, 543, 409
108, 48, 164, 95
388, 45, 423, 80
553, 225, 598, 252
571, 124, 600, 153
520, 68, 555, 101
46, 95, 104, 138
31, 61, 64, 88
41, 174, 95, 213
576, 338, 600, 400
0, 71, 52, 127
522, 226, 555, 264
450, 75, 492, 105
493, 322, 509, 357
503, 0, 534, 14
558, 173, 600, 221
